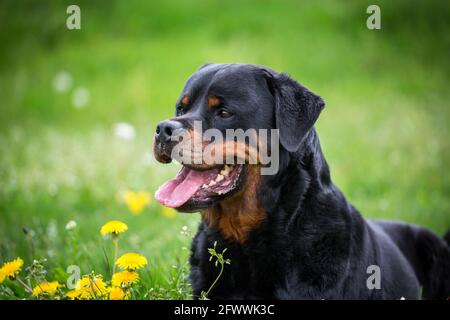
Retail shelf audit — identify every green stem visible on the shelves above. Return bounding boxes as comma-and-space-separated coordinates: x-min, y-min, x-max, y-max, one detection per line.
89, 278, 99, 300
112, 237, 119, 274
15, 277, 32, 293
204, 262, 224, 298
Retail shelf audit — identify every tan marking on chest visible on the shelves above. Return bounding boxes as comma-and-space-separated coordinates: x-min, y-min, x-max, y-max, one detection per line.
202, 165, 265, 243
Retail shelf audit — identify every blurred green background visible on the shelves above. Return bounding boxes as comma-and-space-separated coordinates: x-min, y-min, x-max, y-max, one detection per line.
0, 0, 449, 298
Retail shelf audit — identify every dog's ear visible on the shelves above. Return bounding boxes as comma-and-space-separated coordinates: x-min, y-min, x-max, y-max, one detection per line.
262, 70, 325, 152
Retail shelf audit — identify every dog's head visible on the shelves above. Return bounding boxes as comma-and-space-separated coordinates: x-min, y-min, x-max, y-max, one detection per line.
154, 63, 324, 212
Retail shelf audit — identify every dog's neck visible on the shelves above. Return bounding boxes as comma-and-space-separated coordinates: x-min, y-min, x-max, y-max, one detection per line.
296, 128, 332, 188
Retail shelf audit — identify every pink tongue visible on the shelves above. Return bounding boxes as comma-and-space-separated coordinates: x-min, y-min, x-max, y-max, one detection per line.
155, 167, 218, 208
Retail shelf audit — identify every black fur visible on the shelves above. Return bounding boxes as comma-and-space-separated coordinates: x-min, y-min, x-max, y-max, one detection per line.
164, 64, 450, 299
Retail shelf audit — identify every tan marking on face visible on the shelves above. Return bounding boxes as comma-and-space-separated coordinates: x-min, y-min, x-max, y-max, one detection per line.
202, 139, 260, 165
181, 95, 190, 106
171, 127, 265, 169
202, 165, 265, 243
172, 128, 211, 168
207, 95, 221, 108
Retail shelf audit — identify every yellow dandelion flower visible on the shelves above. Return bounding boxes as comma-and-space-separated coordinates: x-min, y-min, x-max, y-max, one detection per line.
69, 275, 108, 300
0, 258, 24, 280
32, 281, 61, 296
100, 220, 128, 236
78, 276, 108, 299
161, 206, 176, 218
109, 287, 130, 300
66, 289, 79, 300
115, 253, 148, 271
111, 271, 139, 287
124, 191, 151, 215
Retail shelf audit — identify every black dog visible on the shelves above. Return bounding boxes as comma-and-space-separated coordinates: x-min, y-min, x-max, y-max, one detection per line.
153, 63, 450, 299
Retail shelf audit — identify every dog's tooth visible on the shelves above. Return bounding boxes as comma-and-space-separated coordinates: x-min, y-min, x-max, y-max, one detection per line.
220, 165, 231, 176
202, 184, 208, 188
208, 180, 216, 186
216, 174, 224, 182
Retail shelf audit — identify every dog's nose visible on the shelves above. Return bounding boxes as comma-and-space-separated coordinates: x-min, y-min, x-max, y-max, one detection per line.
155, 120, 184, 143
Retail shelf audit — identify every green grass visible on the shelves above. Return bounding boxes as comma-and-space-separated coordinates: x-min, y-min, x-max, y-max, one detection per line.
0, 0, 449, 299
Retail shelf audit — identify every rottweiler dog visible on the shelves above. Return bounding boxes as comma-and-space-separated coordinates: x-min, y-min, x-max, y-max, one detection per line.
153, 63, 450, 299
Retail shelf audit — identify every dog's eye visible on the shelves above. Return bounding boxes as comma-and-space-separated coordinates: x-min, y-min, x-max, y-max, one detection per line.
217, 109, 233, 119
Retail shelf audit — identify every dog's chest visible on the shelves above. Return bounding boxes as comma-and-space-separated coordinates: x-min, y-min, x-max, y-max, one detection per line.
190, 230, 283, 299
